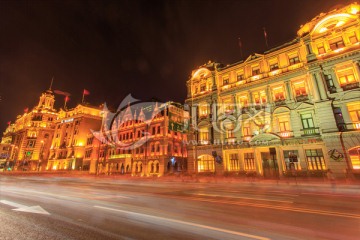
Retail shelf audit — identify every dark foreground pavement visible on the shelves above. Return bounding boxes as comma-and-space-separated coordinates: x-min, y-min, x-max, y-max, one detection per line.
0, 175, 359, 240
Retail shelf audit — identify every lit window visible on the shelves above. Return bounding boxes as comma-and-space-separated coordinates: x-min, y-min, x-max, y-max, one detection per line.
349, 147, 360, 169
293, 81, 307, 96
242, 122, 251, 136
253, 91, 267, 104
329, 37, 345, 50
270, 63, 279, 71
279, 120, 290, 132
337, 68, 356, 86
229, 153, 239, 171
199, 127, 209, 143
284, 150, 300, 170
252, 67, 260, 76
272, 86, 285, 101
317, 43, 326, 54
244, 153, 255, 171
238, 95, 248, 107
348, 103, 360, 129
306, 149, 326, 171
223, 78, 229, 86
237, 74, 244, 81
199, 104, 208, 117
349, 34, 358, 44
289, 56, 300, 65
225, 123, 235, 139
198, 155, 214, 172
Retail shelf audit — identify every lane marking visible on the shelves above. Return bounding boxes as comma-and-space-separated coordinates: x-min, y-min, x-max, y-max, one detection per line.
194, 193, 294, 203
94, 205, 270, 240
178, 196, 360, 219
0, 200, 50, 215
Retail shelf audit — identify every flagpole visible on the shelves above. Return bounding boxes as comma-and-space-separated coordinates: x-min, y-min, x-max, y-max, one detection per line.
238, 37, 243, 60
263, 27, 269, 49
82, 91, 85, 103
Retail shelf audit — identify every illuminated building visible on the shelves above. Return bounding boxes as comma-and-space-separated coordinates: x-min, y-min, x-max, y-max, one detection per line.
185, 3, 360, 178
92, 102, 188, 176
1, 88, 58, 171
47, 104, 102, 171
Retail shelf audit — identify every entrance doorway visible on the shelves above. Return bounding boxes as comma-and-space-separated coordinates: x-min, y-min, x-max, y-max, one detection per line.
261, 151, 278, 178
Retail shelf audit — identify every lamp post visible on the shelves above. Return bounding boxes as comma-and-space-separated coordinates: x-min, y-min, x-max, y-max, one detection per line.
13, 146, 18, 171
38, 140, 44, 171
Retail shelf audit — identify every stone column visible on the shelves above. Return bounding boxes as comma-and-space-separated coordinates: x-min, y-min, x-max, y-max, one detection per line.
248, 90, 253, 104
285, 81, 294, 101
239, 150, 245, 171
340, 104, 352, 129
315, 72, 327, 100
309, 73, 320, 102
266, 85, 272, 104
353, 61, 360, 81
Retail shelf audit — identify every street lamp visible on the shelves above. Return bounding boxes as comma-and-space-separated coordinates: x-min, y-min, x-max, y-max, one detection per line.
38, 140, 44, 171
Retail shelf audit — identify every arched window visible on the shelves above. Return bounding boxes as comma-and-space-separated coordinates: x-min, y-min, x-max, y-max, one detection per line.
151, 163, 154, 173
156, 162, 160, 173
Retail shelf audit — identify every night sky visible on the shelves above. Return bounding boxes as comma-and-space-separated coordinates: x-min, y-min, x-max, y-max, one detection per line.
0, 0, 352, 134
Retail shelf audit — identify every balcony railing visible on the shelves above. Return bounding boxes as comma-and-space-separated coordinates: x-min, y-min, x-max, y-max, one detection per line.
278, 131, 294, 138
274, 99, 286, 106
225, 137, 236, 144
301, 127, 320, 136
295, 94, 309, 102
337, 122, 360, 132
341, 82, 359, 91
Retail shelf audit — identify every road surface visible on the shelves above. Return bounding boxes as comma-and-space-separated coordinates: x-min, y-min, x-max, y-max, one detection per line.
0, 176, 359, 240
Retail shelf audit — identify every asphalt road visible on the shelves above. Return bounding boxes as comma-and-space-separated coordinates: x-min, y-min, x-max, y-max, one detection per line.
0, 176, 359, 240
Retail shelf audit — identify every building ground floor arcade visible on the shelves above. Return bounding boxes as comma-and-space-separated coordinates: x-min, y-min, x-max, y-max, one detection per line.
89, 154, 187, 177
187, 132, 360, 178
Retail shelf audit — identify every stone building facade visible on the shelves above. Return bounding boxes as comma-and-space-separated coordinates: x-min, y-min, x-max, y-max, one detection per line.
185, 3, 360, 178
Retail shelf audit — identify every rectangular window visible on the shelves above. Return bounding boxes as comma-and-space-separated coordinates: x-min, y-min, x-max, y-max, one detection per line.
244, 153, 255, 171
337, 68, 356, 86
317, 43, 325, 54
289, 56, 300, 65
329, 37, 345, 50
349, 34, 358, 44
243, 123, 251, 136
253, 91, 267, 104
293, 80, 307, 96
306, 149, 326, 170
270, 63, 279, 71
348, 103, 360, 129
272, 86, 285, 101
199, 104, 208, 117
301, 113, 315, 129
239, 95, 248, 107
199, 128, 209, 143
349, 148, 360, 170
229, 153, 239, 171
237, 74, 244, 81
223, 78, 229, 85
252, 67, 260, 76
200, 84, 206, 92
279, 121, 290, 132
283, 150, 300, 170
226, 124, 235, 139
26, 140, 36, 148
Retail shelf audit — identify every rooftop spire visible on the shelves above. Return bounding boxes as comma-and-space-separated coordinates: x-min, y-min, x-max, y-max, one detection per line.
49, 77, 54, 91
